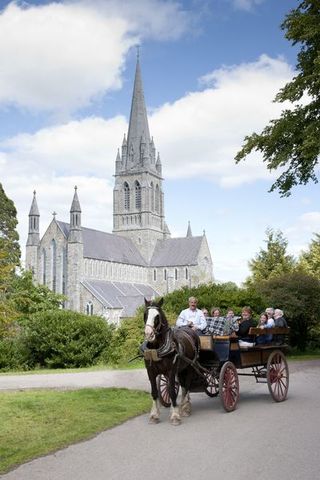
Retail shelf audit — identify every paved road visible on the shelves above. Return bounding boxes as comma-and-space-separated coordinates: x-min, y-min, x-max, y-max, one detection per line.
1, 361, 320, 480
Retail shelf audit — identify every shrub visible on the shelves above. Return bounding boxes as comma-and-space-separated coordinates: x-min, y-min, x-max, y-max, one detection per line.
0, 336, 29, 371
22, 310, 114, 368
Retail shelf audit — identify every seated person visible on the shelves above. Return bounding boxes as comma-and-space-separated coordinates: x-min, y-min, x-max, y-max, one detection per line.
273, 308, 288, 344
224, 309, 240, 336
256, 312, 273, 344
236, 306, 255, 343
206, 307, 226, 335
274, 309, 288, 327
176, 296, 206, 333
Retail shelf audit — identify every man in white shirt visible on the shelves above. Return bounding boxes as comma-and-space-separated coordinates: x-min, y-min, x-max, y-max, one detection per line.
176, 297, 207, 332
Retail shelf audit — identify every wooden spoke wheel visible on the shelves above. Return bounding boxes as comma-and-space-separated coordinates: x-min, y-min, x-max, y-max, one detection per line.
157, 374, 180, 408
266, 350, 289, 402
219, 361, 239, 412
204, 371, 219, 397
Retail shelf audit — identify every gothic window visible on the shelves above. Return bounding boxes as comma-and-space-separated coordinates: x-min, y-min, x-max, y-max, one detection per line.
164, 269, 167, 281
51, 239, 57, 292
153, 269, 157, 281
135, 181, 141, 210
86, 301, 93, 316
124, 182, 130, 210
150, 182, 154, 211
175, 268, 178, 280
185, 267, 189, 280
155, 184, 160, 213
42, 248, 46, 285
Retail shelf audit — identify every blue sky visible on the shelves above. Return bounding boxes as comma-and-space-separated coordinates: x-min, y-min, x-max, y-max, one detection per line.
0, 0, 319, 284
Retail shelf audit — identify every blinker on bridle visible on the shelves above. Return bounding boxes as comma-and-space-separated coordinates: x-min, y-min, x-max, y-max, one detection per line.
145, 305, 164, 336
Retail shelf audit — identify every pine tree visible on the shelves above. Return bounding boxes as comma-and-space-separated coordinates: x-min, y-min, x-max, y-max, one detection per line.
246, 228, 296, 286
298, 233, 320, 277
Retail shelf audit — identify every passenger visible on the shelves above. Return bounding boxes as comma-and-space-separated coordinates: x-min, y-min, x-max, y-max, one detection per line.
237, 306, 255, 343
265, 307, 275, 324
206, 307, 226, 335
224, 309, 240, 336
273, 309, 288, 345
201, 308, 209, 318
176, 296, 207, 333
274, 309, 288, 328
256, 312, 273, 344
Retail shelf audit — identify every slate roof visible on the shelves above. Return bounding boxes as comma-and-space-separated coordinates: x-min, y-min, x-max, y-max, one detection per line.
56, 221, 147, 266
82, 279, 159, 317
150, 236, 203, 267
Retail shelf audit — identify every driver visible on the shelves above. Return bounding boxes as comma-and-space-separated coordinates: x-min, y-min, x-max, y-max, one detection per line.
176, 296, 206, 333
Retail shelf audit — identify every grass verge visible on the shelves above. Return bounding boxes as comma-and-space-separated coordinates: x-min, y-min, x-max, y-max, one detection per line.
0, 388, 150, 474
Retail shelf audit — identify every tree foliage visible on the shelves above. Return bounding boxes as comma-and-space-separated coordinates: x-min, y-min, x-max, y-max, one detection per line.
257, 272, 320, 350
0, 183, 21, 293
235, 1, 320, 196
246, 228, 296, 286
298, 233, 320, 277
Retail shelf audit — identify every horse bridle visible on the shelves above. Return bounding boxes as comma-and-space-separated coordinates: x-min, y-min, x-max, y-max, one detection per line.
145, 305, 165, 337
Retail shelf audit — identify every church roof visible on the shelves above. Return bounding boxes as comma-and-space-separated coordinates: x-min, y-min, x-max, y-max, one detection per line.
150, 236, 203, 267
56, 221, 147, 266
82, 279, 158, 317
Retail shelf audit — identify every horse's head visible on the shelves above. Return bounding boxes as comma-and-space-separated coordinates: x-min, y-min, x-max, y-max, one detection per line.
144, 297, 165, 343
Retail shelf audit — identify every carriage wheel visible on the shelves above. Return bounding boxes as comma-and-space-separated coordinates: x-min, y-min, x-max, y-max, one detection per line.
204, 371, 219, 397
157, 374, 180, 408
219, 361, 239, 412
266, 350, 289, 402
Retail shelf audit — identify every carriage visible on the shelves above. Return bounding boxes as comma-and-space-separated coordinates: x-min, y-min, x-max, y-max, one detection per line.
156, 327, 290, 412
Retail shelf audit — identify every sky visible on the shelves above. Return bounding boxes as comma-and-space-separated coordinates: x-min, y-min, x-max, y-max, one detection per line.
0, 0, 319, 285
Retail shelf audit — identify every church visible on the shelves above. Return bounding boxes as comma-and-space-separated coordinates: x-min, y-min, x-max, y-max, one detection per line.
25, 57, 213, 324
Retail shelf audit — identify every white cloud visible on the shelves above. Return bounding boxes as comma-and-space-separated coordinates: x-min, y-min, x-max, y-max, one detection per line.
150, 54, 294, 187
0, 0, 193, 112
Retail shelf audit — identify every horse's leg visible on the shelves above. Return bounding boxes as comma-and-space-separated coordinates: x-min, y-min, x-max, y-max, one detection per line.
147, 370, 160, 424
179, 369, 193, 417
168, 368, 181, 426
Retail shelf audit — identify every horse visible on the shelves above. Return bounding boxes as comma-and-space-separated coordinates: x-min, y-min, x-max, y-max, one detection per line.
143, 298, 199, 426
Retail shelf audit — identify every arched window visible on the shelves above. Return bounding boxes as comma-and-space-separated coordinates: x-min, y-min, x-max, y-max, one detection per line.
150, 182, 154, 211
155, 184, 160, 213
163, 269, 167, 280
135, 181, 141, 209
51, 239, 57, 292
175, 268, 178, 280
153, 269, 157, 281
42, 248, 46, 285
185, 267, 189, 280
86, 301, 93, 316
124, 182, 130, 210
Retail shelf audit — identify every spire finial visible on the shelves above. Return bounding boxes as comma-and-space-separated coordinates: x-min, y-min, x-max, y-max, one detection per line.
33, 190, 36, 196
136, 44, 140, 61
52, 211, 57, 219
74, 185, 77, 191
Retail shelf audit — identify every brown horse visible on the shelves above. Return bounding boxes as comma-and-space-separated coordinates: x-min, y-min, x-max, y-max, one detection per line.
143, 298, 199, 425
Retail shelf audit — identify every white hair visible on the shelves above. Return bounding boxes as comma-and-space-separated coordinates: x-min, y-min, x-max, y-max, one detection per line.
274, 308, 284, 317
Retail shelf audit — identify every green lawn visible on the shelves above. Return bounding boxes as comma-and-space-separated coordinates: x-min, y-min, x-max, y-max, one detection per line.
0, 388, 150, 474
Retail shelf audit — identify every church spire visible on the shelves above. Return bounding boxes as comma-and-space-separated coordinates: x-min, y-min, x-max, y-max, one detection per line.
26, 190, 40, 246
186, 221, 192, 238
68, 186, 82, 243
126, 54, 151, 168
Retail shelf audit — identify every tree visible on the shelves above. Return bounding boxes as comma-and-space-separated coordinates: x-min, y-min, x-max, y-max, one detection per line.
246, 228, 296, 286
0, 183, 21, 270
235, 1, 320, 196
298, 233, 320, 277
258, 272, 320, 350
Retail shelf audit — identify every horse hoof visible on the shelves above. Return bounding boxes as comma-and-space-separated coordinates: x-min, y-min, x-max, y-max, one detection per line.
181, 410, 191, 417
170, 417, 181, 426
149, 416, 160, 424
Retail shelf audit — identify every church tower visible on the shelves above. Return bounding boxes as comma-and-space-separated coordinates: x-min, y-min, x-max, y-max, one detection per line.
113, 54, 169, 262
67, 186, 83, 311
26, 190, 40, 278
